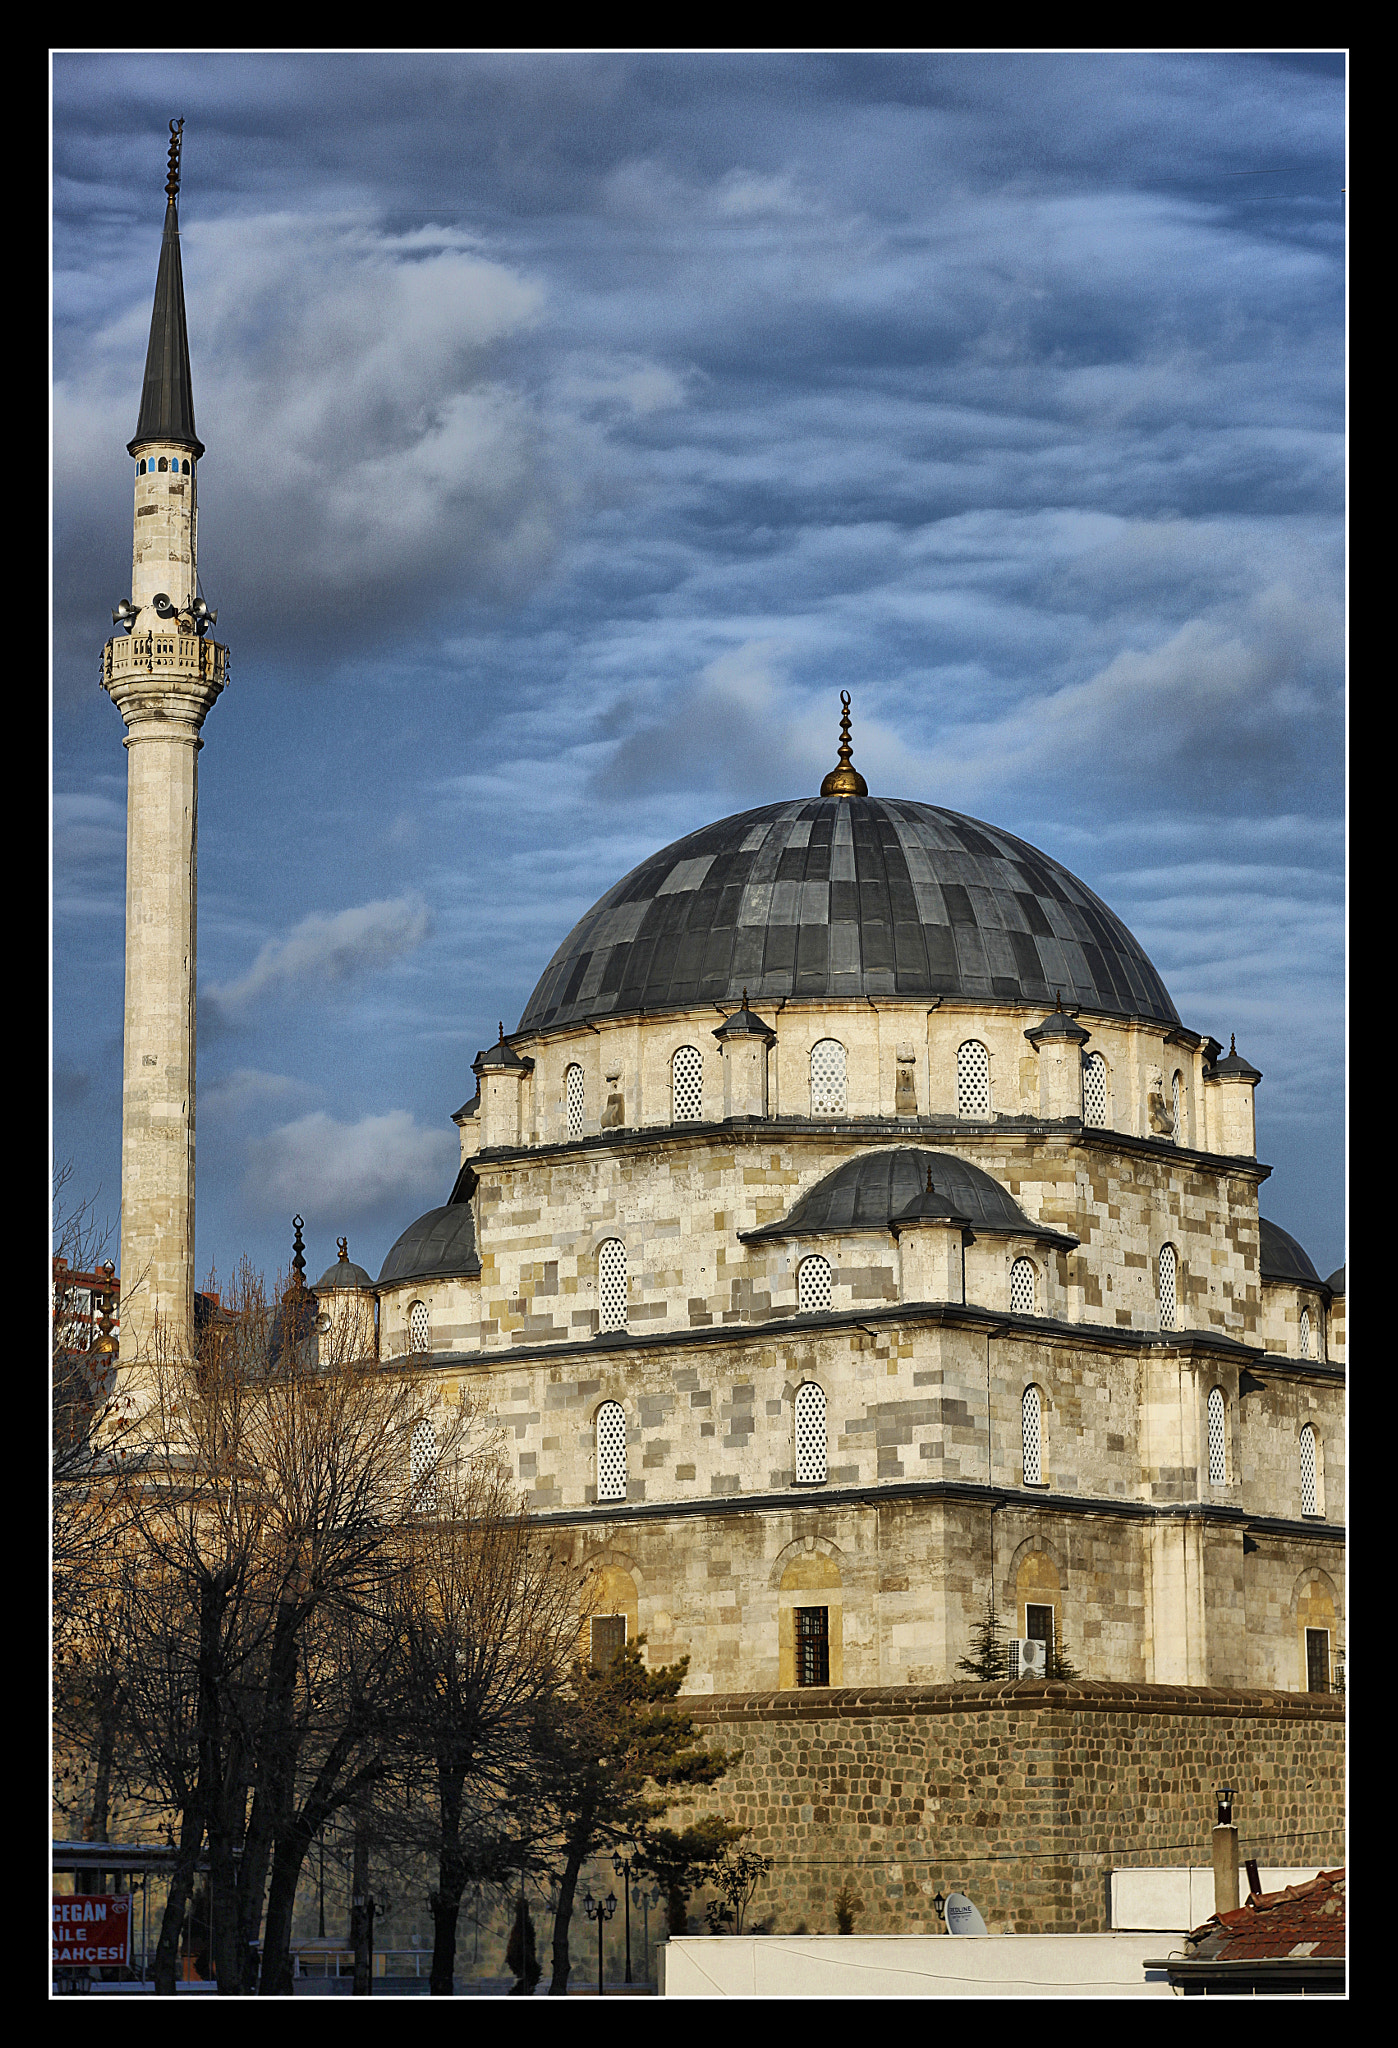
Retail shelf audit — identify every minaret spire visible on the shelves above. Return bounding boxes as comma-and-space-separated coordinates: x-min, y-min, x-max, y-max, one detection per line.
104, 125, 229, 1379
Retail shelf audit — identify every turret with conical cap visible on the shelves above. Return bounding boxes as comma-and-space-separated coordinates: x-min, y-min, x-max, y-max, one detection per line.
103, 124, 230, 1377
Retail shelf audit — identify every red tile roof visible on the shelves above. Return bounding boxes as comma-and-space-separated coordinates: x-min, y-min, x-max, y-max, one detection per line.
1185, 1868, 1345, 1963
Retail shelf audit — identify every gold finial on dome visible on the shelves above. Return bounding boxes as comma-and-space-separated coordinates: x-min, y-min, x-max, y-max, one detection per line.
820, 691, 869, 798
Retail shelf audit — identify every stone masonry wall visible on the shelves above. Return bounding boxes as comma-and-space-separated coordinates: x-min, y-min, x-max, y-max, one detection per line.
679, 1681, 1345, 1935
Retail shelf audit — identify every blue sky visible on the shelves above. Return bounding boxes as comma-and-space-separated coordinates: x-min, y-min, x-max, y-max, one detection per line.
52, 52, 1346, 1290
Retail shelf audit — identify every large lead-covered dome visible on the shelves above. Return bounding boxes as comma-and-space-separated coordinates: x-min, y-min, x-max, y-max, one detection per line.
519, 796, 1178, 1035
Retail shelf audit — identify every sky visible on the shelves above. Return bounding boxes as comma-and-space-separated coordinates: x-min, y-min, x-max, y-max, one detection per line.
51, 51, 1346, 1292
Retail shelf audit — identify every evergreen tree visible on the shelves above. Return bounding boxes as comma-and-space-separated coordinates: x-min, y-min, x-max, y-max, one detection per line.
505, 1897, 541, 1994
956, 1598, 1008, 1681
1047, 1620, 1082, 1681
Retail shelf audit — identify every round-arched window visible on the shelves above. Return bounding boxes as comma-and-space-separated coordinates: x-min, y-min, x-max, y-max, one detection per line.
1158, 1245, 1177, 1333
1172, 1070, 1184, 1144
408, 1299, 430, 1354
157, 456, 168, 472
1300, 1423, 1319, 1516
598, 1239, 628, 1332
566, 1063, 585, 1139
957, 1041, 990, 1118
794, 1382, 828, 1485
672, 1045, 703, 1122
1010, 1258, 1036, 1315
596, 1400, 627, 1502
1083, 1053, 1108, 1127
410, 1417, 439, 1512
1299, 1306, 1312, 1359
797, 1255, 832, 1314
1207, 1387, 1226, 1485
1022, 1386, 1043, 1486
810, 1040, 847, 1116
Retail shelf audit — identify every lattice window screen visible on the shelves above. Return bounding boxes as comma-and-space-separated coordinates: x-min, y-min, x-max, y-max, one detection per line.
1172, 1071, 1183, 1144
409, 1300, 430, 1353
1010, 1258, 1036, 1315
410, 1418, 438, 1512
1208, 1387, 1226, 1485
1299, 1307, 1312, 1359
1022, 1386, 1042, 1486
957, 1041, 990, 1118
795, 1606, 830, 1686
566, 1064, 585, 1139
596, 1401, 627, 1502
794, 1381, 828, 1484
810, 1040, 847, 1115
1083, 1053, 1108, 1127
672, 1045, 703, 1122
1158, 1244, 1177, 1332
798, 1255, 832, 1315
598, 1239, 628, 1332
1300, 1425, 1318, 1516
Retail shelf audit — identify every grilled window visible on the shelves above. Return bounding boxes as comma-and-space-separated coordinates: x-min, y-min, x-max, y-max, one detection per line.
672, 1044, 703, 1122
590, 1615, 626, 1670
1026, 1603, 1055, 1661
795, 1606, 830, 1687
1299, 1306, 1312, 1359
1208, 1387, 1226, 1485
957, 1040, 990, 1118
1010, 1258, 1036, 1315
794, 1381, 828, 1484
566, 1063, 585, 1139
810, 1039, 847, 1116
1158, 1244, 1177, 1332
797, 1255, 832, 1315
408, 1299, 430, 1354
410, 1418, 438, 1512
1172, 1070, 1184, 1144
598, 1239, 628, 1333
1305, 1627, 1330, 1693
596, 1401, 627, 1502
1022, 1385, 1043, 1486
1083, 1052, 1108, 1127
1300, 1424, 1318, 1516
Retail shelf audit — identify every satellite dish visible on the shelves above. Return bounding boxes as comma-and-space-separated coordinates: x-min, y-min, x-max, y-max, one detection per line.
943, 1893, 989, 1937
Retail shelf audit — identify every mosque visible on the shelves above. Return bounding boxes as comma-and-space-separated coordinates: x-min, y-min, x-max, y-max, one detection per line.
105, 128, 1345, 1709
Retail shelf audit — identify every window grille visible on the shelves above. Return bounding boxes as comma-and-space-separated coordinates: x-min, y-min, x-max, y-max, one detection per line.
1083, 1053, 1108, 1127
598, 1239, 628, 1333
794, 1381, 828, 1484
795, 1606, 830, 1687
1299, 1306, 1311, 1359
1010, 1258, 1036, 1315
1158, 1244, 1177, 1332
566, 1063, 585, 1139
410, 1418, 438, 1512
596, 1400, 627, 1502
1026, 1603, 1055, 1662
810, 1039, 847, 1116
409, 1299, 430, 1353
1208, 1387, 1226, 1485
957, 1040, 990, 1118
797, 1255, 832, 1315
672, 1044, 703, 1122
1305, 1627, 1330, 1693
1172, 1071, 1183, 1144
591, 1615, 626, 1670
1022, 1385, 1042, 1486
1300, 1424, 1318, 1516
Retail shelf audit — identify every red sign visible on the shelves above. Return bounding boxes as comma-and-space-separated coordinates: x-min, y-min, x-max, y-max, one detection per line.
52, 1894, 131, 1968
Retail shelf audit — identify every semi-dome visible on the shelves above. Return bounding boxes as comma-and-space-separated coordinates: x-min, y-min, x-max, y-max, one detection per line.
1258, 1218, 1324, 1289
739, 1146, 1076, 1248
519, 795, 1178, 1036
378, 1202, 481, 1288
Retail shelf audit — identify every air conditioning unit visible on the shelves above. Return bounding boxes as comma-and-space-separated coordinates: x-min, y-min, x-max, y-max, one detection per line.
1008, 1637, 1047, 1680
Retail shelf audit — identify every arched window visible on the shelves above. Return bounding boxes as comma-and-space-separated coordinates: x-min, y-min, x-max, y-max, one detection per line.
1299, 1306, 1312, 1359
672, 1045, 703, 1122
797, 1254, 832, 1314
1083, 1052, 1108, 1127
957, 1041, 990, 1118
410, 1418, 439, 1512
1022, 1385, 1043, 1486
1300, 1424, 1320, 1516
408, 1299, 430, 1354
137, 459, 146, 475
598, 1239, 628, 1332
1172, 1070, 1184, 1144
794, 1382, 828, 1484
596, 1400, 627, 1502
1207, 1387, 1226, 1486
1010, 1258, 1036, 1315
810, 1040, 847, 1116
566, 1063, 585, 1139
157, 456, 168, 472
1158, 1244, 1177, 1332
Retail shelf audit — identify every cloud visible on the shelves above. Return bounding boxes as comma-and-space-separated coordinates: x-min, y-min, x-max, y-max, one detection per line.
244, 1108, 456, 1223
201, 1068, 317, 1119
211, 896, 432, 1011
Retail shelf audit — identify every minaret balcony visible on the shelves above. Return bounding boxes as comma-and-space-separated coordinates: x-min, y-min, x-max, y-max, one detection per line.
102, 631, 229, 689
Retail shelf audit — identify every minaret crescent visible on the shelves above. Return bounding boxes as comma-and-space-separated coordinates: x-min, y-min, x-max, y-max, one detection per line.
103, 122, 229, 1372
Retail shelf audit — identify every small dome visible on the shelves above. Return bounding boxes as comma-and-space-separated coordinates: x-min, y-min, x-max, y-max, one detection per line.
519, 796, 1179, 1036
378, 1202, 480, 1287
740, 1146, 1063, 1244
315, 1244, 374, 1291
1325, 1265, 1345, 1297
1258, 1218, 1322, 1288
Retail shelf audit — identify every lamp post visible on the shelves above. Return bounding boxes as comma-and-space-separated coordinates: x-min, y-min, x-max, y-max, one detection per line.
612, 1849, 636, 1982
582, 1891, 617, 1996
632, 1882, 661, 1987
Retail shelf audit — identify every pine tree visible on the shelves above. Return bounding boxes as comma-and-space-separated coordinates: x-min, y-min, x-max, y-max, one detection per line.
1047, 1619, 1082, 1681
505, 1897, 540, 1994
956, 1598, 1008, 1681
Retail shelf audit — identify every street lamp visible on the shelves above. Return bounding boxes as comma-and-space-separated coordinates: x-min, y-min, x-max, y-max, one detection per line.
612, 1848, 637, 1982
582, 1891, 617, 1997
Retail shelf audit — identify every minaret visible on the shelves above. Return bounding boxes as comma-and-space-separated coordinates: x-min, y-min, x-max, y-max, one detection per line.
103, 121, 228, 1368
